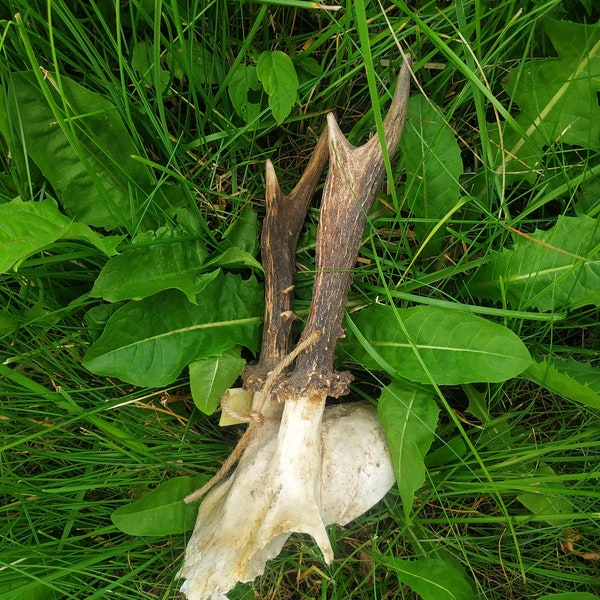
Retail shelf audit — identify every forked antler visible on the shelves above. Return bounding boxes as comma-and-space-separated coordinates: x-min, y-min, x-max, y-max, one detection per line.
179, 57, 411, 600
245, 128, 329, 387
280, 58, 411, 398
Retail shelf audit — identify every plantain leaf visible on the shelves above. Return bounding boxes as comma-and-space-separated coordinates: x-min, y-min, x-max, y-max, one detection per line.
399, 95, 463, 251
256, 50, 298, 124
489, 19, 600, 182
90, 228, 212, 302
189, 348, 246, 415
111, 475, 208, 536
6, 71, 155, 229
83, 271, 263, 387
469, 215, 600, 311
524, 357, 600, 410
378, 381, 439, 519
0, 197, 122, 272
376, 555, 476, 600
343, 305, 531, 384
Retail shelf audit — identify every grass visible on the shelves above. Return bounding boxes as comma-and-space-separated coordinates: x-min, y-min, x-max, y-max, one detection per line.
1, 0, 599, 598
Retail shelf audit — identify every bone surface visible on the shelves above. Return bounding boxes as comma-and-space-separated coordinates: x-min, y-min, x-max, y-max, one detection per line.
179, 57, 411, 600
178, 401, 393, 600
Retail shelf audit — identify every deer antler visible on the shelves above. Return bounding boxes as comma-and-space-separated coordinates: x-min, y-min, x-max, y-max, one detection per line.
281, 57, 411, 398
244, 127, 329, 391
179, 57, 411, 600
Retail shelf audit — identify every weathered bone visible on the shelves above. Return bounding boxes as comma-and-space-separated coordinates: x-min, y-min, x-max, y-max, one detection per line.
179, 401, 393, 600
179, 58, 411, 600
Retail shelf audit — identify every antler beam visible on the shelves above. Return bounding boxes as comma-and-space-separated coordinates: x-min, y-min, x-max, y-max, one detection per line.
280, 57, 411, 398
245, 128, 329, 387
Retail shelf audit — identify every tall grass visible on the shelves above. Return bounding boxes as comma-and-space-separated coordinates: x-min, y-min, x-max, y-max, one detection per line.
1, 1, 599, 598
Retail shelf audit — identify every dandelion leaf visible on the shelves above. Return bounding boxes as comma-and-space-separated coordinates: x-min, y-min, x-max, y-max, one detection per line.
343, 305, 531, 384
524, 356, 600, 410
399, 95, 463, 251
111, 476, 209, 536
83, 271, 263, 387
91, 228, 212, 303
376, 555, 476, 600
490, 19, 600, 181
469, 215, 600, 311
0, 197, 121, 272
189, 348, 246, 416
378, 381, 439, 520
6, 72, 155, 229
517, 462, 573, 526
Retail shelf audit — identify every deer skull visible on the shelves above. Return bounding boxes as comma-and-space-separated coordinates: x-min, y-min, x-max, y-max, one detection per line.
179, 57, 411, 600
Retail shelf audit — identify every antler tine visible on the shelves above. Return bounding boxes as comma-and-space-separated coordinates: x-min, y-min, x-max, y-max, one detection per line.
281, 57, 412, 397
244, 128, 329, 389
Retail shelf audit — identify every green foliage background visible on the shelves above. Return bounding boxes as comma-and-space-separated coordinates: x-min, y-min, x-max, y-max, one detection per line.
0, 1, 599, 599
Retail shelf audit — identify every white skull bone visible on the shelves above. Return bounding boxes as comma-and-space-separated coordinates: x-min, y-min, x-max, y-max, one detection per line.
178, 398, 394, 600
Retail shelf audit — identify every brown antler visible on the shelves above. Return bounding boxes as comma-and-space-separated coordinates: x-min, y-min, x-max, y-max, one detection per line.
281, 57, 411, 398
245, 127, 329, 388
179, 58, 411, 600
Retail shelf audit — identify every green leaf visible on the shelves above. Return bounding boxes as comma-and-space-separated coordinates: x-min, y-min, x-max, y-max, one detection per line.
0, 579, 56, 600
205, 247, 263, 272
83, 271, 264, 387
463, 384, 514, 446
523, 357, 600, 410
131, 42, 170, 91
296, 56, 322, 79
0, 197, 122, 273
376, 555, 476, 600
228, 64, 262, 123
208, 205, 263, 271
425, 436, 466, 468
90, 229, 213, 302
0, 311, 18, 335
256, 50, 299, 124
517, 462, 573, 526
0, 550, 106, 598
6, 71, 155, 229
469, 215, 600, 311
490, 19, 600, 182
189, 348, 246, 415
378, 381, 439, 519
167, 41, 224, 86
177, 206, 209, 237
221, 204, 260, 255
399, 95, 463, 251
343, 305, 531, 384
576, 174, 600, 217
111, 475, 207, 536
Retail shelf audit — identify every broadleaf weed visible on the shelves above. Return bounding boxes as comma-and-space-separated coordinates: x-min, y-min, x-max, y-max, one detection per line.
0, 1, 598, 598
